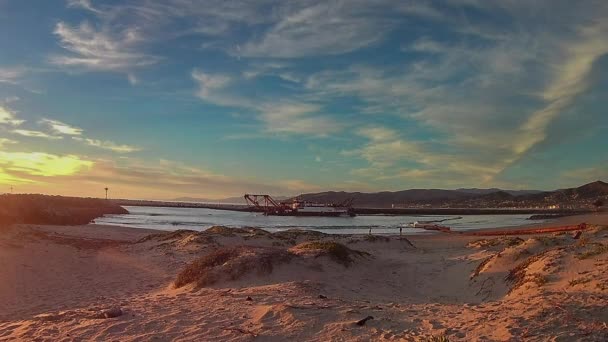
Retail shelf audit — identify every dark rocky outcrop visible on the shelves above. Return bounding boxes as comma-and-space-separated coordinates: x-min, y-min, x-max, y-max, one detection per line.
0, 194, 128, 226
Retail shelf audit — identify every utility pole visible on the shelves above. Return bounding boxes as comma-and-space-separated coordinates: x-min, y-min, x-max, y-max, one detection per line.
104, 187, 109, 200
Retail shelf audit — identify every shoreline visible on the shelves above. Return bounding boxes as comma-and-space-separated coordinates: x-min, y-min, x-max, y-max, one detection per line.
92, 211, 608, 237
113, 199, 593, 216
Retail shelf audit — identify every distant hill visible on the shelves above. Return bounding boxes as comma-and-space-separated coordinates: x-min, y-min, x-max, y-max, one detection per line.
296, 189, 475, 208
295, 181, 608, 209
456, 188, 543, 196
525, 181, 608, 203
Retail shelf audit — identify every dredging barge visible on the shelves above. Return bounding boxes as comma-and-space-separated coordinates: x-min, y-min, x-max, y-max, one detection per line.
244, 194, 356, 217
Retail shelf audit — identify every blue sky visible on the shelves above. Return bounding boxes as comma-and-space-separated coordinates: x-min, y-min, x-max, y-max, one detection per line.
0, 0, 607, 199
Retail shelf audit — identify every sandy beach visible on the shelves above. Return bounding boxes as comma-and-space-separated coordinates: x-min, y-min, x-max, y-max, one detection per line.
1, 215, 607, 341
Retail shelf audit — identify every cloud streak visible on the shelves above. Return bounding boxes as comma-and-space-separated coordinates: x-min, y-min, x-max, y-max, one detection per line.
50, 21, 160, 79
0, 151, 92, 179
39, 118, 83, 136
239, 1, 394, 58
192, 69, 341, 136
513, 21, 608, 157
0, 106, 24, 126
0, 66, 26, 85
12, 129, 63, 140
73, 137, 141, 153
0, 105, 140, 154
302, 3, 608, 186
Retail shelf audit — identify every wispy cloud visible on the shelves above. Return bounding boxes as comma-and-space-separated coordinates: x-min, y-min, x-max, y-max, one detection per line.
12, 129, 63, 140
66, 0, 102, 14
0, 66, 26, 84
0, 151, 92, 180
6, 0, 606, 192
39, 118, 83, 136
513, 21, 608, 158
344, 130, 428, 169
259, 103, 342, 136
50, 21, 160, 78
192, 69, 341, 136
0, 138, 17, 148
239, 1, 394, 58
73, 137, 141, 153
303, 3, 608, 186
2, 96, 20, 104
56, 1, 438, 61
0, 106, 24, 126
2, 108, 139, 154
357, 127, 398, 142
191, 70, 234, 103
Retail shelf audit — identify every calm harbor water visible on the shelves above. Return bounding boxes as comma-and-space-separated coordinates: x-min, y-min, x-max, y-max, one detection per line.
94, 206, 543, 235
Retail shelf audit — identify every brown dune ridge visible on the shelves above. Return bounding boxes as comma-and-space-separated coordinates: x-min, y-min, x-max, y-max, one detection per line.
0, 194, 128, 226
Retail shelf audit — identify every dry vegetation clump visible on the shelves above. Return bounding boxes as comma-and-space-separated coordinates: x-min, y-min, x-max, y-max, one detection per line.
505, 249, 555, 293
204, 226, 272, 238
467, 237, 524, 249
576, 243, 608, 260
534, 236, 561, 246
138, 229, 198, 243
363, 234, 390, 242
174, 246, 293, 288
470, 255, 495, 279
138, 230, 216, 247
291, 241, 370, 267
569, 277, 592, 287
529, 274, 549, 286
590, 225, 608, 233
422, 335, 450, 342
272, 229, 329, 246
273, 229, 328, 241
347, 234, 392, 244
575, 236, 590, 247
514, 248, 532, 261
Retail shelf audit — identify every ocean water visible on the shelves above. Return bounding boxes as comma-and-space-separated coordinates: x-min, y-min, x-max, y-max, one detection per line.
93, 206, 543, 235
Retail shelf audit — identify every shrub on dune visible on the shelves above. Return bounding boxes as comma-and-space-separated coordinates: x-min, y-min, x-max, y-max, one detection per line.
577, 243, 608, 260
291, 241, 370, 267
138, 229, 198, 243
204, 226, 272, 237
174, 246, 293, 288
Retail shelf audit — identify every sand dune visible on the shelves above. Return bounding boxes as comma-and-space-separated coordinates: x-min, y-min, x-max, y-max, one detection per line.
1, 217, 607, 341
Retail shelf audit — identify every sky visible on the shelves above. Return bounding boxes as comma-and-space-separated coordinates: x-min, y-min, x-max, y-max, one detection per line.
0, 0, 607, 200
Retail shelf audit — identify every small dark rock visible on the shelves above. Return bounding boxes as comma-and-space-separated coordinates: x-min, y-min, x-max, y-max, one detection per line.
96, 307, 123, 319
355, 315, 374, 326
318, 295, 327, 299
245, 296, 253, 301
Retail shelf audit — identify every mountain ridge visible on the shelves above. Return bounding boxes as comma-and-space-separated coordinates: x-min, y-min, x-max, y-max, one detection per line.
295, 181, 608, 208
